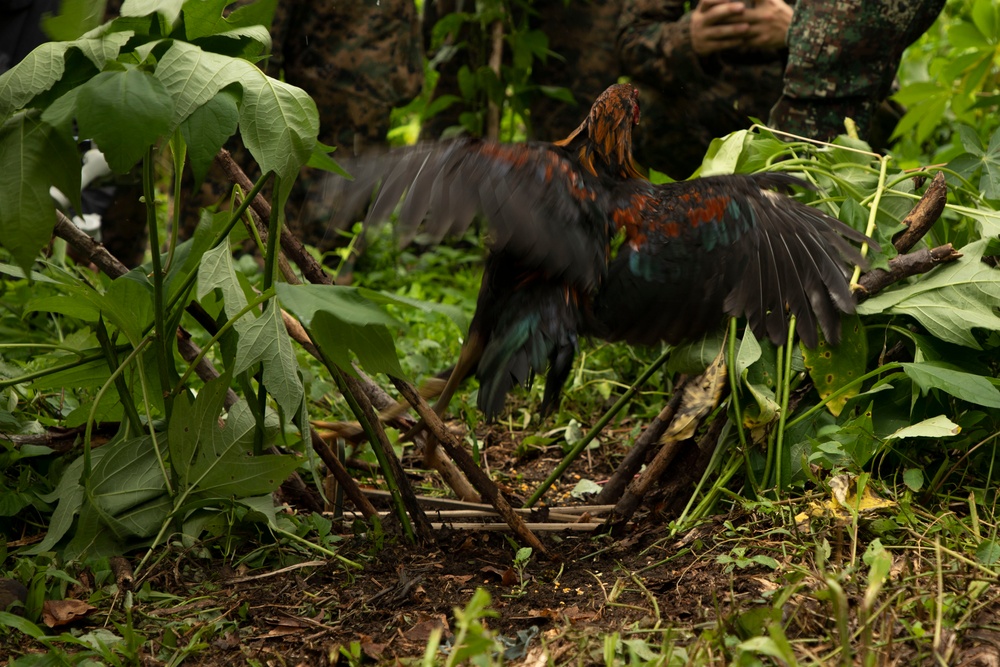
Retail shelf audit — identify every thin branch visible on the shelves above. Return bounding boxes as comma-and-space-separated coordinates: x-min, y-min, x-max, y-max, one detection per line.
215, 149, 329, 285
390, 376, 549, 556
893, 172, 948, 254
594, 375, 689, 506
340, 372, 434, 542
856, 244, 962, 302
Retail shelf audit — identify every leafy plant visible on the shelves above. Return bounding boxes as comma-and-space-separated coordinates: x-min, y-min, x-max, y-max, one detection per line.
0, 0, 417, 564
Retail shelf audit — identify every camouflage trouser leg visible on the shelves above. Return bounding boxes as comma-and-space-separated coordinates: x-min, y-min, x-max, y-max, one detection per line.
768, 0, 945, 142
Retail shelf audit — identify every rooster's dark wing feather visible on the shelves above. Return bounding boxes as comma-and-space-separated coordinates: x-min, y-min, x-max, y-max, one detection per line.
591, 173, 874, 347
327, 139, 616, 291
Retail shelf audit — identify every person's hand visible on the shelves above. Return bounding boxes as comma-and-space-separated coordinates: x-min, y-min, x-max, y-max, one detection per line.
690, 0, 749, 56
742, 0, 793, 50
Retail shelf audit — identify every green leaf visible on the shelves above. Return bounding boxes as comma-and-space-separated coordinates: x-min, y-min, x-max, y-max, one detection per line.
359, 287, 469, 332
885, 415, 961, 442
307, 141, 349, 177
76, 67, 174, 173
182, 0, 242, 39
0, 612, 46, 639
43, 0, 108, 41
971, 0, 998, 43
121, 0, 185, 24
87, 435, 168, 536
168, 374, 232, 489
26, 294, 100, 322
735, 323, 762, 377
237, 70, 317, 197
101, 272, 156, 344
976, 539, 1000, 566
180, 88, 240, 186
154, 41, 317, 189
198, 243, 251, 316
902, 362, 1000, 408
0, 112, 80, 273
232, 301, 303, 417
802, 314, 867, 417
29, 358, 110, 391
902, 468, 925, 492
25, 452, 89, 553
276, 283, 404, 378
857, 239, 1000, 348
698, 130, 748, 177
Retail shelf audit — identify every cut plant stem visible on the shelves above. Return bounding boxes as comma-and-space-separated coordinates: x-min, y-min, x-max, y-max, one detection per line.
333, 369, 430, 544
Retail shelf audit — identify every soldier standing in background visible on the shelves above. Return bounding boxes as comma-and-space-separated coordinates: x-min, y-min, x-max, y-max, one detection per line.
617, 0, 793, 179
769, 0, 946, 143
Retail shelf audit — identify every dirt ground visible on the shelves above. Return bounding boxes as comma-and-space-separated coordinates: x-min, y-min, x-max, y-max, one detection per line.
6, 425, 1000, 665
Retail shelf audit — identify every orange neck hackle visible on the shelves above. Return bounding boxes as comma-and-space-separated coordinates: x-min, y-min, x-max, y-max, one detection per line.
554, 83, 645, 181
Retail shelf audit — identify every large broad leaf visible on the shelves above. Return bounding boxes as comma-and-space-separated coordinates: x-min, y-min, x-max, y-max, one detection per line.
0, 112, 80, 273
698, 130, 749, 177
358, 287, 469, 332
198, 245, 303, 415
182, 0, 277, 42
901, 362, 1000, 409
857, 239, 1000, 349
42, 0, 108, 41
0, 31, 132, 122
169, 380, 298, 499
276, 283, 405, 378
154, 40, 317, 188
76, 67, 174, 173
179, 87, 240, 186
951, 125, 1000, 200
885, 415, 962, 441
86, 435, 169, 538
101, 272, 156, 344
232, 301, 303, 417
803, 314, 867, 417
121, 0, 185, 24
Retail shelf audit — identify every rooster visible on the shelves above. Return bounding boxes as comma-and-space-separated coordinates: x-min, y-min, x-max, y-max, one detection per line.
326, 83, 874, 420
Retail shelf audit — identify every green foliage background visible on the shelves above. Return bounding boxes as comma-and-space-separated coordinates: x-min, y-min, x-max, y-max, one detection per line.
0, 1, 997, 643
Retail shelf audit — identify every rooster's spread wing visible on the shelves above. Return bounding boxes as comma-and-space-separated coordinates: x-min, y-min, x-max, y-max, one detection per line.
593, 173, 874, 347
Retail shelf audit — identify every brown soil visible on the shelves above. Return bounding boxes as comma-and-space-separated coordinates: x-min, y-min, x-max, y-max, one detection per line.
5, 424, 1000, 665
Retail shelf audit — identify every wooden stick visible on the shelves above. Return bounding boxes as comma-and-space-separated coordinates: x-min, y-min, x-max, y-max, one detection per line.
309, 428, 378, 520
390, 376, 549, 556
856, 244, 962, 302
594, 376, 689, 505
893, 172, 948, 254
215, 149, 329, 286
340, 519, 603, 532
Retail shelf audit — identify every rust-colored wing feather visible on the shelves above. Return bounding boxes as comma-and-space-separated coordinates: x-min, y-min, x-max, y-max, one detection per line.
591, 173, 875, 348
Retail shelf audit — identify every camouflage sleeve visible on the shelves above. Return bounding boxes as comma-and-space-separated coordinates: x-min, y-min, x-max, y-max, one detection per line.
617, 0, 709, 94
770, 0, 945, 141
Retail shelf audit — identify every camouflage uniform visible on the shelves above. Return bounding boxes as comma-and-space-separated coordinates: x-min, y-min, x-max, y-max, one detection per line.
421, 0, 622, 143
256, 0, 424, 247
617, 0, 793, 179
768, 0, 945, 142
184, 0, 423, 249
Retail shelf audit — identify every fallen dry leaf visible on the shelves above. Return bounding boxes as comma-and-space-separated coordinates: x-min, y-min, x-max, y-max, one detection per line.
403, 613, 450, 642
42, 599, 96, 628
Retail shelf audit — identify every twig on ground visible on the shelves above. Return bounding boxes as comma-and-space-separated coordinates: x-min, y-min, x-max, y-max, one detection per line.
594, 376, 689, 506
390, 377, 550, 557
